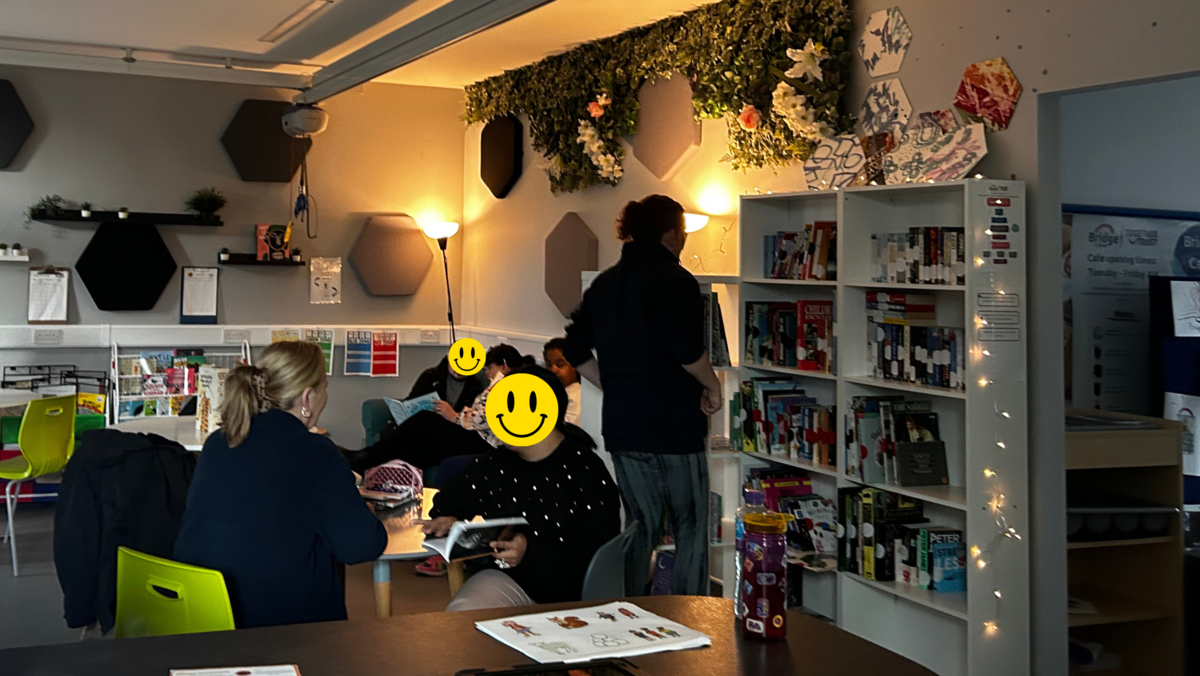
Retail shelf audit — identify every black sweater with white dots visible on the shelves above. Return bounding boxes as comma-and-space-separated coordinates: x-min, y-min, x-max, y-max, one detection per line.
430, 436, 621, 603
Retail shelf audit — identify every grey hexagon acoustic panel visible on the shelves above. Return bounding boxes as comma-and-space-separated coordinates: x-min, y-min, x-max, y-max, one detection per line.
221, 99, 311, 182
348, 215, 433, 296
545, 212, 598, 317
631, 75, 701, 181
480, 115, 523, 198
0, 79, 34, 169
76, 224, 178, 311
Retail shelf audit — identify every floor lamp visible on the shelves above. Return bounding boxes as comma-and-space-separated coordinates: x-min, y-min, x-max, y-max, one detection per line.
420, 221, 459, 342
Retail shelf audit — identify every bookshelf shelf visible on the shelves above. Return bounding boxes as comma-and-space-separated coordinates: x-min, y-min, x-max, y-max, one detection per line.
840, 572, 970, 621
845, 281, 966, 292
741, 451, 840, 478
843, 375, 968, 400
694, 274, 741, 285
1066, 536, 1173, 550
1067, 592, 1170, 628
728, 180, 1030, 676
741, 277, 838, 287
843, 477, 968, 511
744, 363, 837, 380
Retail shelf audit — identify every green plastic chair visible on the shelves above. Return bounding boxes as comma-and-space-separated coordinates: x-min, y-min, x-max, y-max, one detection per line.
0, 395, 76, 576
115, 547, 236, 638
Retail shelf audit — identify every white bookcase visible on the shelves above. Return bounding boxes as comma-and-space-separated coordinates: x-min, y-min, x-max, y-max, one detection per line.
724, 180, 1030, 676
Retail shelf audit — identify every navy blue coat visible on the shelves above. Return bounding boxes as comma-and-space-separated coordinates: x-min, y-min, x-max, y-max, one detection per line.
174, 409, 386, 628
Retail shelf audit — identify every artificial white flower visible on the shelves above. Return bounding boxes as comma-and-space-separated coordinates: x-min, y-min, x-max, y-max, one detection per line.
771, 81, 827, 142
785, 39, 828, 82
576, 119, 623, 181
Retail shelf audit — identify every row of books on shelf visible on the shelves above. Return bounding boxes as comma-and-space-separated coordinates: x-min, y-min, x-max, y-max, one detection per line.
746, 467, 837, 569
868, 323, 965, 391
744, 300, 834, 372
701, 291, 731, 367
838, 487, 964, 592
762, 222, 837, 280
731, 377, 836, 466
118, 349, 210, 397
869, 227, 966, 286
845, 396, 948, 487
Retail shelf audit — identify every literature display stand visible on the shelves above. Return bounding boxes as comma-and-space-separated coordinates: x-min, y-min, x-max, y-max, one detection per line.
109, 341, 251, 424
717, 180, 1030, 676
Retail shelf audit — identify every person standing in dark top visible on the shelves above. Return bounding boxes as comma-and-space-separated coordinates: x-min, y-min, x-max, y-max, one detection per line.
424, 366, 620, 610
561, 194, 722, 597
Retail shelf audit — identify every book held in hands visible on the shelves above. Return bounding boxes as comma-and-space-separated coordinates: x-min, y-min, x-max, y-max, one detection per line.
422, 517, 528, 561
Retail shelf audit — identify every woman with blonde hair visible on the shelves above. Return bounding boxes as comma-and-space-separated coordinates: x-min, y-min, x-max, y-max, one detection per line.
174, 341, 386, 629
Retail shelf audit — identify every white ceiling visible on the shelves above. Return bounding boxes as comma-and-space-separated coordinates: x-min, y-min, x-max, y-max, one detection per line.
0, 0, 707, 89
380, 0, 706, 88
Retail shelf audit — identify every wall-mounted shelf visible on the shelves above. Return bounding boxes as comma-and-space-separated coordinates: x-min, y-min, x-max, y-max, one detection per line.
0, 254, 29, 262
219, 254, 304, 266
32, 210, 223, 227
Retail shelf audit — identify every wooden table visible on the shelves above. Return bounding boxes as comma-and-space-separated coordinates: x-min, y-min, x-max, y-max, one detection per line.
110, 415, 207, 451
0, 596, 934, 676
0, 390, 40, 417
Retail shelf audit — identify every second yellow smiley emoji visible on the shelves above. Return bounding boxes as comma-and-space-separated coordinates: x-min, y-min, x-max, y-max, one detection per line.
447, 338, 485, 376
485, 373, 559, 447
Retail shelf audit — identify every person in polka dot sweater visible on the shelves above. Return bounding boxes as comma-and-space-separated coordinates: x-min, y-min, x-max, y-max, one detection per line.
425, 366, 621, 611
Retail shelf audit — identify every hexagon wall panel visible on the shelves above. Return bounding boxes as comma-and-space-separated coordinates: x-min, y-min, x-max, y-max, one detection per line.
0, 79, 33, 169
76, 224, 177, 311
858, 7, 912, 77
953, 57, 1023, 132
859, 78, 911, 137
221, 99, 312, 182
348, 215, 433, 296
545, 213, 598, 317
632, 75, 701, 181
480, 115, 523, 198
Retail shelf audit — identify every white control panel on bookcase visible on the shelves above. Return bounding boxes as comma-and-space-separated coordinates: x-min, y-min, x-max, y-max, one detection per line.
964, 180, 1030, 675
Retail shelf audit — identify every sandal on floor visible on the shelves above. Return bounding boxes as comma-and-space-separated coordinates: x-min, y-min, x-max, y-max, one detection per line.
415, 555, 447, 576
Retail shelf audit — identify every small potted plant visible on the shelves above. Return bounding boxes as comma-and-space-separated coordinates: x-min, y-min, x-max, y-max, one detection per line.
184, 187, 226, 220
0, 244, 8, 258
11, 243, 24, 257
25, 194, 65, 223
117, 207, 129, 220
219, 247, 231, 262
290, 248, 302, 262
79, 201, 92, 218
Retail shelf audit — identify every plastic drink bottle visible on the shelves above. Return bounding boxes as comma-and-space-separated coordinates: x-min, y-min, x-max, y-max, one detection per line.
740, 511, 791, 640
734, 489, 767, 619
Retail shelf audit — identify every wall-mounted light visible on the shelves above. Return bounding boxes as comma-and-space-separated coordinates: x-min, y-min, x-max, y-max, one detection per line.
684, 213, 710, 233
420, 220, 460, 340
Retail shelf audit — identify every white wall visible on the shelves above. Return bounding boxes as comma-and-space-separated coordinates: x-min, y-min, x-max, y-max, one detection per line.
458, 3, 1200, 673
1061, 75, 1200, 212
0, 66, 467, 445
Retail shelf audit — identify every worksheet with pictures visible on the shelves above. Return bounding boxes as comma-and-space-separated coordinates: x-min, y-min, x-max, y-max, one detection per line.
476, 601, 711, 664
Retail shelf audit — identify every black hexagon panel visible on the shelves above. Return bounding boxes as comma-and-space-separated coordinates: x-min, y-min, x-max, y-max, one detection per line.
221, 99, 311, 182
480, 115, 523, 199
76, 224, 178, 311
0, 79, 34, 169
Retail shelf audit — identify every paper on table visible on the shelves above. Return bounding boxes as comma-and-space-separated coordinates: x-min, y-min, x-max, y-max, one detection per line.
476, 601, 711, 664
182, 267, 218, 317
28, 268, 69, 323
170, 666, 300, 676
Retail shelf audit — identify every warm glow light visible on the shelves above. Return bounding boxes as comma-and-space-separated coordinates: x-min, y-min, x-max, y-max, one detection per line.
983, 469, 996, 478
978, 378, 990, 387
975, 257, 985, 267
420, 221, 460, 240
976, 559, 988, 569
985, 229, 993, 235
982, 349, 992, 356
984, 621, 999, 636
684, 213, 710, 233
998, 290, 1006, 295
1001, 411, 1011, 418
994, 590, 1003, 599
996, 441, 1006, 449
693, 182, 735, 214
971, 545, 981, 557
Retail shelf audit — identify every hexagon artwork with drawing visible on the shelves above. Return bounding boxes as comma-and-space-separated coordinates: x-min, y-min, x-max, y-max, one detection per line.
858, 7, 912, 77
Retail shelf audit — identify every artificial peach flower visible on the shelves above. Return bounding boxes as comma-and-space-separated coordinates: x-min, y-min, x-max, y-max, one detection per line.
737, 104, 761, 130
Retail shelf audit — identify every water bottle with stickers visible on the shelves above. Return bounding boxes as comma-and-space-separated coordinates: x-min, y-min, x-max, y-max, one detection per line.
733, 489, 766, 620
740, 512, 792, 640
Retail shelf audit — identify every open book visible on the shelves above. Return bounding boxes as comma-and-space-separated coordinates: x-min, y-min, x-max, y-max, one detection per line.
384, 392, 438, 426
422, 517, 527, 561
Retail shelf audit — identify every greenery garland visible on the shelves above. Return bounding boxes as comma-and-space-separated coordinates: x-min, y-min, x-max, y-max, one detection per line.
464, 0, 854, 193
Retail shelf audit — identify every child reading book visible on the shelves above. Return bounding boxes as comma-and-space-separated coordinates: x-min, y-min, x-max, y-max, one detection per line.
423, 366, 621, 611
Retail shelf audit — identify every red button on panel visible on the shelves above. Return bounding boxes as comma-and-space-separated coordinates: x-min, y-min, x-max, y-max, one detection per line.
987, 198, 1011, 207
992, 242, 1011, 249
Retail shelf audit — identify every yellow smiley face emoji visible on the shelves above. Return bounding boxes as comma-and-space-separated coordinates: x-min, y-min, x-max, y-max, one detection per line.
448, 338, 485, 376
485, 373, 559, 447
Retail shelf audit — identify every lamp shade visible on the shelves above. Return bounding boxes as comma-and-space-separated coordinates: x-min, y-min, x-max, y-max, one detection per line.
420, 221, 459, 240
683, 213, 710, 233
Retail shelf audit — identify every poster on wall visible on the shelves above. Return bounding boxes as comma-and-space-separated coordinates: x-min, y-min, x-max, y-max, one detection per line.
1065, 211, 1200, 413
310, 257, 342, 305
371, 331, 399, 377
1162, 392, 1200, 476
345, 330, 372, 376
303, 328, 335, 376
1171, 280, 1200, 337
